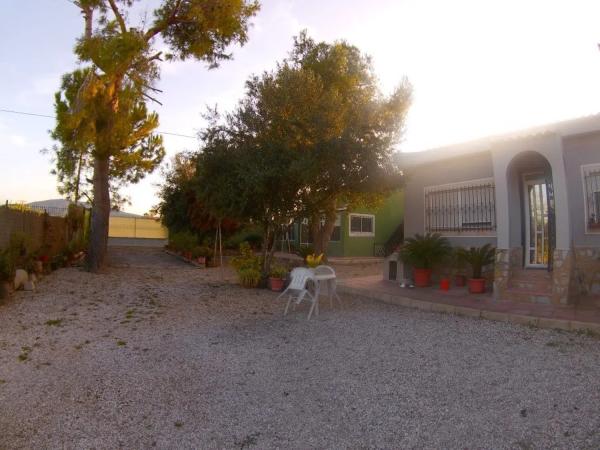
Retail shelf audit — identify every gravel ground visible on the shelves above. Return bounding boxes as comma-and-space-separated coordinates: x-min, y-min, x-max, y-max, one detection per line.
1, 247, 600, 449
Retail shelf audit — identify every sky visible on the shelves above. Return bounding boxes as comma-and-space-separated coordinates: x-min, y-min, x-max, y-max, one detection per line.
1, 0, 600, 215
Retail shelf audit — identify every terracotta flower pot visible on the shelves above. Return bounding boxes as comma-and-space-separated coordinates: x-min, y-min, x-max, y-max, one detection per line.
454, 275, 466, 287
269, 277, 285, 292
196, 256, 206, 266
440, 278, 450, 291
467, 278, 486, 294
413, 268, 432, 287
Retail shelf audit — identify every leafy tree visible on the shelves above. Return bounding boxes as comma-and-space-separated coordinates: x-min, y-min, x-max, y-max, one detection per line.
287, 32, 411, 254
156, 151, 238, 236
52, 0, 259, 271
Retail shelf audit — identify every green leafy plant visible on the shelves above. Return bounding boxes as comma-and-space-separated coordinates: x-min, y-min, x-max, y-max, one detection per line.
400, 233, 451, 269
455, 244, 496, 279
169, 231, 199, 253
269, 265, 288, 279
238, 268, 261, 288
231, 242, 261, 272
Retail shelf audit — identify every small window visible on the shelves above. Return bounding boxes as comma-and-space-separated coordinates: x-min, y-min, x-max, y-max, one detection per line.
582, 164, 600, 233
349, 214, 375, 237
424, 178, 496, 234
330, 214, 342, 242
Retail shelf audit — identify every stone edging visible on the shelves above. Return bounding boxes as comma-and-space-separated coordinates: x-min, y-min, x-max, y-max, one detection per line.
337, 284, 600, 335
163, 249, 206, 268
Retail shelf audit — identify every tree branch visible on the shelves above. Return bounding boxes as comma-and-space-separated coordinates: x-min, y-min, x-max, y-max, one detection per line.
144, 0, 183, 41
142, 92, 163, 106
107, 0, 127, 34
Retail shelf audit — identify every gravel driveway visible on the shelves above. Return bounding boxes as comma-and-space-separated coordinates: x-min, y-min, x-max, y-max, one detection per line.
1, 247, 599, 449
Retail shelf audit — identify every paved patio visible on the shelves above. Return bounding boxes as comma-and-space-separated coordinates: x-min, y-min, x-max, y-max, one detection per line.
339, 276, 600, 332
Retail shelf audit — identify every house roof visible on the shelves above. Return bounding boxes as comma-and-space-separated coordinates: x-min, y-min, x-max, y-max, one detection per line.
397, 113, 600, 168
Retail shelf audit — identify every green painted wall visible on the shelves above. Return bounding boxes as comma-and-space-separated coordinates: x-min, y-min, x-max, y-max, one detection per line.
335, 191, 404, 257
285, 190, 404, 258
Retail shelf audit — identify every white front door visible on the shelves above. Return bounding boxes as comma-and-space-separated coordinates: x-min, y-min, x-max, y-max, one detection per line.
524, 175, 549, 268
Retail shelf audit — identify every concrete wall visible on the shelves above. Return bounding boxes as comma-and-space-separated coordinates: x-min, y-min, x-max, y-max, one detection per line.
492, 133, 571, 250
563, 133, 600, 247
404, 151, 496, 248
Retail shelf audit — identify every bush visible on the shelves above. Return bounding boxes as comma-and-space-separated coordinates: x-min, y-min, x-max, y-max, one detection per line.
224, 229, 263, 250
238, 268, 261, 288
231, 242, 261, 272
269, 264, 288, 279
169, 231, 198, 252
191, 246, 212, 259
400, 233, 451, 269
0, 250, 14, 282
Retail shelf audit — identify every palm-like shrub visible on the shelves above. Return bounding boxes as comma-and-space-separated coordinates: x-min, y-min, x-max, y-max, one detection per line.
455, 244, 496, 279
400, 233, 451, 269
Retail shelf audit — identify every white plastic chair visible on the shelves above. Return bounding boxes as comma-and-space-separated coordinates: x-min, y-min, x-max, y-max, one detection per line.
313, 265, 342, 308
276, 267, 318, 319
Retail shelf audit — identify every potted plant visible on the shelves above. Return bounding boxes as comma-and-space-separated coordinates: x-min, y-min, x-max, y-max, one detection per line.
269, 265, 288, 292
306, 253, 324, 268
400, 233, 451, 287
455, 244, 496, 294
449, 248, 467, 287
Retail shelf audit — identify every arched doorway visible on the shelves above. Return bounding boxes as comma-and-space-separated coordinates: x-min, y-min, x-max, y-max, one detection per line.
506, 151, 555, 270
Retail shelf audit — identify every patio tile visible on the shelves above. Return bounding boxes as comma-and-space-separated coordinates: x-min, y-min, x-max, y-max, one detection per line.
343, 276, 600, 330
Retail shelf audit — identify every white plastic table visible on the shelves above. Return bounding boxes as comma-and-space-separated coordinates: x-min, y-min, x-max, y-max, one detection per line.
310, 270, 341, 317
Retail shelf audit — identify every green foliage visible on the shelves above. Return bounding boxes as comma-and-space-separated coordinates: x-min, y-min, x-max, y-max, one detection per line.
224, 228, 263, 249
230, 242, 260, 272
52, 0, 259, 269
400, 233, 451, 270
0, 250, 13, 282
156, 152, 240, 237
192, 31, 411, 272
455, 244, 496, 279
269, 264, 288, 279
191, 246, 212, 259
238, 268, 261, 288
169, 231, 198, 252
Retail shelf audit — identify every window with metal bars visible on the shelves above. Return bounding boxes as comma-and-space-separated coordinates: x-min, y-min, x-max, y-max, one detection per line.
583, 164, 600, 233
424, 179, 496, 234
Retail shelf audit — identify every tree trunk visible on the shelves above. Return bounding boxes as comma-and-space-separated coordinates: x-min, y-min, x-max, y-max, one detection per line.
85, 155, 110, 272
311, 208, 337, 257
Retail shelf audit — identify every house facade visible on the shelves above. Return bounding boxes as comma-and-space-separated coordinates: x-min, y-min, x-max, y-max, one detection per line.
282, 191, 404, 258
401, 115, 600, 305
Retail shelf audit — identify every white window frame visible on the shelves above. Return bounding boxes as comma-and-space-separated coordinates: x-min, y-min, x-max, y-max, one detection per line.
348, 213, 375, 237
423, 177, 496, 237
581, 163, 600, 234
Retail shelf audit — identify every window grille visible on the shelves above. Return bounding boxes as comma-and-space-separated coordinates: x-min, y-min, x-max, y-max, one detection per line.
425, 179, 496, 233
583, 164, 600, 233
